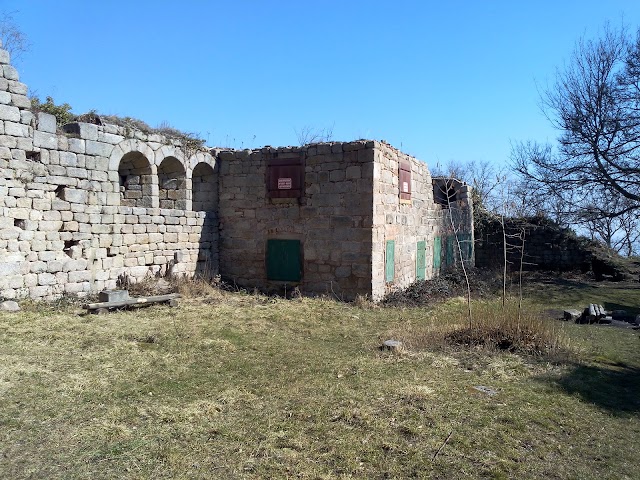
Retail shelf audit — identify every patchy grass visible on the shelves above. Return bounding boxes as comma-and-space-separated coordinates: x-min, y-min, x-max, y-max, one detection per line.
520, 273, 640, 317
0, 285, 639, 479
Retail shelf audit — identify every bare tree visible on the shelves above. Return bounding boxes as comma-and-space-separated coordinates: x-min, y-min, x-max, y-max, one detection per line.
0, 11, 29, 62
294, 124, 334, 146
512, 24, 640, 223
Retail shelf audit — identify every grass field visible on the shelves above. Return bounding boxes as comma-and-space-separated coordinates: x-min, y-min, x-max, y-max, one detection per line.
1, 278, 639, 479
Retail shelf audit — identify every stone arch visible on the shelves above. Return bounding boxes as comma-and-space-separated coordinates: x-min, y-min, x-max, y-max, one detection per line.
158, 156, 187, 210
109, 139, 157, 207
109, 139, 155, 172
190, 152, 218, 212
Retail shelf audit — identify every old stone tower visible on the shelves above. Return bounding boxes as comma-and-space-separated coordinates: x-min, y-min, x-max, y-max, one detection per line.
0, 44, 473, 301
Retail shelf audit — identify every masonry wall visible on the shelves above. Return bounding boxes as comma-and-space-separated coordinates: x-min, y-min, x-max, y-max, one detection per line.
372, 143, 434, 298
475, 215, 590, 273
432, 177, 475, 272
217, 142, 374, 300
0, 46, 218, 300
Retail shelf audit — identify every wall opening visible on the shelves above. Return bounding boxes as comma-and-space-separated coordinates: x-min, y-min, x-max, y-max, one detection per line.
63, 240, 80, 258
118, 152, 153, 207
158, 157, 187, 209
192, 162, 218, 212
26, 151, 40, 162
433, 177, 461, 208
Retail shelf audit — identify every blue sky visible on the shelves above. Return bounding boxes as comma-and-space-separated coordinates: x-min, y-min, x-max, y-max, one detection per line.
2, 0, 640, 169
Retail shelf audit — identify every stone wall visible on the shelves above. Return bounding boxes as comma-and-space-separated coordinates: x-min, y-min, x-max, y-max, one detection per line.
217, 141, 474, 300
371, 145, 474, 299
0, 40, 475, 302
217, 142, 374, 300
474, 215, 590, 272
0, 45, 218, 300
372, 143, 434, 297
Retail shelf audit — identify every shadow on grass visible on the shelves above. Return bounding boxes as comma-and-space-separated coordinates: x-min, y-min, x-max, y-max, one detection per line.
550, 362, 640, 415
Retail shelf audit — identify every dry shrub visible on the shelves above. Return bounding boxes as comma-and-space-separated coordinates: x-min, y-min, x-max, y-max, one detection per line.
116, 273, 176, 297
445, 301, 566, 356
399, 300, 567, 358
173, 275, 224, 300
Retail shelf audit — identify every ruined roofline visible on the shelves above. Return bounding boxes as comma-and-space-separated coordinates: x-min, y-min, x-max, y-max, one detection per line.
212, 139, 423, 161
431, 176, 471, 188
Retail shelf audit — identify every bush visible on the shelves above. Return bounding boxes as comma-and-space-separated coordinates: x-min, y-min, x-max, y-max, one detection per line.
402, 300, 567, 357
31, 96, 75, 127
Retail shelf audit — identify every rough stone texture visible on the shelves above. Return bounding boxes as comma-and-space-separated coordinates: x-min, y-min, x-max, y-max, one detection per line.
0, 47, 219, 300
218, 142, 375, 300
475, 215, 594, 274
218, 141, 473, 300
0, 45, 473, 302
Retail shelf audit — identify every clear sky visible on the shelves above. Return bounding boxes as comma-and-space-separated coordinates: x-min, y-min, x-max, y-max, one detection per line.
2, 0, 640, 169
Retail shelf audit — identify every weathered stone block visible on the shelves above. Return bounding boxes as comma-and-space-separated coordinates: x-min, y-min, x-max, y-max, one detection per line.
10, 94, 31, 109
3, 65, 19, 80
8, 80, 27, 95
33, 130, 58, 149
35, 112, 57, 133
38, 272, 56, 286
85, 140, 113, 157
63, 122, 98, 141
0, 104, 20, 122
61, 188, 88, 204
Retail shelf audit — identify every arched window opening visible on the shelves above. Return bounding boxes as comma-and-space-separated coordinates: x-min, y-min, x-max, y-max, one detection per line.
192, 162, 218, 212
158, 157, 187, 210
118, 152, 153, 207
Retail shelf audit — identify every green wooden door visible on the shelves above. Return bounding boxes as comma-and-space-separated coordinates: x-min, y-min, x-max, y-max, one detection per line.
267, 239, 301, 281
416, 240, 426, 280
433, 236, 441, 271
385, 240, 395, 282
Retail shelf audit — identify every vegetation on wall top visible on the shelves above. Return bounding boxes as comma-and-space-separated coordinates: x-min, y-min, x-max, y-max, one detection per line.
29, 96, 206, 151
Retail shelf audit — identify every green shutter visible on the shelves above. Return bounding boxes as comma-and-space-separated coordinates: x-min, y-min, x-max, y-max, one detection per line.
416, 240, 426, 280
267, 239, 301, 281
445, 235, 455, 267
385, 240, 395, 282
458, 233, 472, 261
433, 236, 441, 271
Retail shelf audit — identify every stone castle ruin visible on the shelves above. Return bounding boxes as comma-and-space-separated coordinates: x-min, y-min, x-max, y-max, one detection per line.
0, 44, 473, 301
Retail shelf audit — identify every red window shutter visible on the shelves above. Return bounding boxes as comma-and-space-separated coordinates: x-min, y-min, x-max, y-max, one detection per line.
399, 160, 411, 200
267, 157, 304, 198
